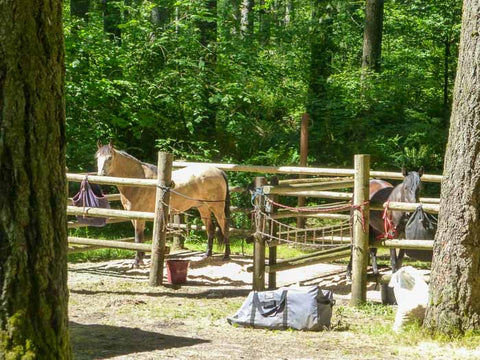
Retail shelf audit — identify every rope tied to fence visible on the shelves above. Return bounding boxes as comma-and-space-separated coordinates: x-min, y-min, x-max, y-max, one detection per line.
376, 200, 397, 240
351, 201, 369, 233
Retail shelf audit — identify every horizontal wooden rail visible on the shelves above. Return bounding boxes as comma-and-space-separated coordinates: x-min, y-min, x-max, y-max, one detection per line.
68, 218, 129, 229
382, 201, 439, 214
67, 173, 157, 187
68, 237, 135, 253
173, 161, 443, 183
279, 177, 352, 185
263, 180, 354, 194
67, 206, 155, 220
68, 237, 152, 252
270, 190, 353, 200
370, 239, 433, 250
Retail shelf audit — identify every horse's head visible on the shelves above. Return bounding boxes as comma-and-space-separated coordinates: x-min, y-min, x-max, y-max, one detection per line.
96, 140, 115, 176
401, 167, 423, 203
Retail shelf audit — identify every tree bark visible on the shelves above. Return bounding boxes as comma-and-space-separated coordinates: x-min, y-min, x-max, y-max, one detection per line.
424, 0, 480, 335
0, 0, 70, 357
361, 0, 384, 72
240, 0, 254, 40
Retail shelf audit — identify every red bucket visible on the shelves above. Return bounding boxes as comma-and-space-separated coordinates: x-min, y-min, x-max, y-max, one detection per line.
166, 260, 190, 284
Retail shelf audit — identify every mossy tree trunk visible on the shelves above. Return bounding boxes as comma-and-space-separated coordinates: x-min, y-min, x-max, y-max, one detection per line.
423, 0, 480, 335
0, 0, 71, 357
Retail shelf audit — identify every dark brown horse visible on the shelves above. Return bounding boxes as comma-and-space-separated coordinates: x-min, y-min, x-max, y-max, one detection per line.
348, 168, 423, 276
96, 142, 231, 266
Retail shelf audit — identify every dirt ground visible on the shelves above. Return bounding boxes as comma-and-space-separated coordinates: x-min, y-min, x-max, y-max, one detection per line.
68, 251, 479, 360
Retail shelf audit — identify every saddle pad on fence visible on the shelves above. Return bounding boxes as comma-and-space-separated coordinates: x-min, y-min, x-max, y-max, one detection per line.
72, 177, 110, 227
227, 286, 334, 331
404, 205, 436, 261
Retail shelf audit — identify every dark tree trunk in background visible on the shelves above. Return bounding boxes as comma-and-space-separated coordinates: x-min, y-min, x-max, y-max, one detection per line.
285, 0, 294, 26
362, 0, 384, 72
103, 0, 121, 40
194, 0, 218, 141
259, 0, 271, 44
424, 0, 480, 335
240, 0, 254, 40
307, 0, 335, 154
0, 0, 70, 357
71, 0, 89, 21
151, 0, 172, 29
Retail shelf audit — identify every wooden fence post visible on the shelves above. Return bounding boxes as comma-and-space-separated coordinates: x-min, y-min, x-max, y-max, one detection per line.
350, 154, 370, 305
253, 176, 267, 291
297, 113, 309, 228
149, 152, 173, 286
268, 176, 279, 290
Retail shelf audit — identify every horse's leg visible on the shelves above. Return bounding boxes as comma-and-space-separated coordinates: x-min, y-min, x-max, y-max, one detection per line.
389, 248, 399, 273
210, 204, 230, 260
346, 247, 353, 279
133, 220, 146, 267
370, 247, 379, 276
198, 207, 215, 258
397, 249, 405, 270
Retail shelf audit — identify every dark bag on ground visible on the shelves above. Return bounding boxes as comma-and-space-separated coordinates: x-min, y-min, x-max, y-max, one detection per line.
404, 205, 437, 261
72, 177, 110, 227
227, 286, 334, 331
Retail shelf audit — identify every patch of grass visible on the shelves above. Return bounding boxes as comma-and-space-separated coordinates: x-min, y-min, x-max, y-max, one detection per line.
68, 248, 135, 263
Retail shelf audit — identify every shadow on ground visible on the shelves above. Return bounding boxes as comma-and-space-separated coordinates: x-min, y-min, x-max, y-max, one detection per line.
71, 322, 209, 359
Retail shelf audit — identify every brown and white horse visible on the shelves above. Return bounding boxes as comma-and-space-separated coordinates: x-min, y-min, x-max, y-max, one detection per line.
96, 141, 231, 265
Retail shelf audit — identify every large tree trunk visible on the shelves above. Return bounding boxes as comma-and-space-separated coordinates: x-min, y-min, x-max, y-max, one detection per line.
0, 0, 70, 357
424, 0, 480, 335
361, 0, 384, 72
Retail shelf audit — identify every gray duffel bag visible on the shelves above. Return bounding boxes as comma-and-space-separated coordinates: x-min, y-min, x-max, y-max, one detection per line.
227, 286, 334, 331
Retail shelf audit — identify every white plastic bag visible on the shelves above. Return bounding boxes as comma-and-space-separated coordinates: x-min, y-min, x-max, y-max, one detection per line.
388, 266, 429, 332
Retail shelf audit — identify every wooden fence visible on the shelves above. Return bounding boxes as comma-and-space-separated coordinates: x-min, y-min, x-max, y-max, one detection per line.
67, 153, 441, 301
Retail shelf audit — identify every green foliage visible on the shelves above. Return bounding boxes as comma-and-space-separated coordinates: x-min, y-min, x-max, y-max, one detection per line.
64, 0, 460, 174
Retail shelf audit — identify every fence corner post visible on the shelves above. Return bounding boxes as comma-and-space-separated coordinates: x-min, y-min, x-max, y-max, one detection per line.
350, 154, 370, 306
253, 176, 267, 291
149, 152, 173, 286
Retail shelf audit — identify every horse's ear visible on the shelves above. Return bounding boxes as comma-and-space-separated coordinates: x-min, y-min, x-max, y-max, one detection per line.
418, 166, 424, 177
401, 167, 408, 177
97, 140, 102, 149
108, 140, 114, 149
